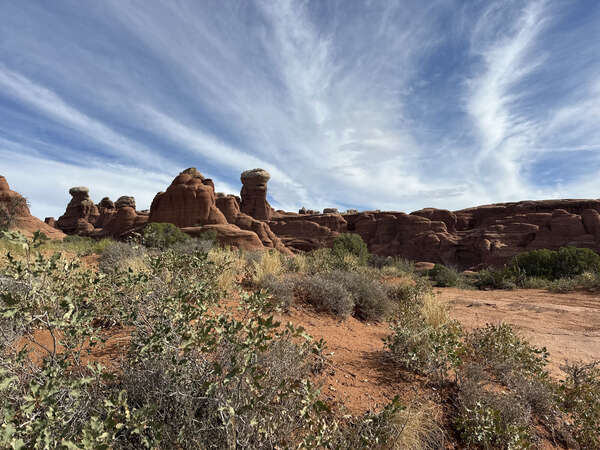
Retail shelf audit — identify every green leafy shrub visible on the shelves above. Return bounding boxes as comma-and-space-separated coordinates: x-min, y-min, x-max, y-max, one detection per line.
141, 222, 190, 249
474, 267, 517, 290
510, 246, 600, 280
295, 273, 355, 318
0, 231, 332, 448
466, 323, 549, 380
385, 318, 463, 383
455, 367, 533, 450
427, 264, 460, 287
560, 361, 600, 449
332, 233, 369, 266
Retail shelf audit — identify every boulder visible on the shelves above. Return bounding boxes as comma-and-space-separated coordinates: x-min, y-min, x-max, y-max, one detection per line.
182, 224, 264, 251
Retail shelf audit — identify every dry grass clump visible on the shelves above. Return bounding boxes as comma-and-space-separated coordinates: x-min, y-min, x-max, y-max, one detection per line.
250, 250, 284, 285
420, 292, 450, 328
99, 241, 147, 274
207, 247, 245, 292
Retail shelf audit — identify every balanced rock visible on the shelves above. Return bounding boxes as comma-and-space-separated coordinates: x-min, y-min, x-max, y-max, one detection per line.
57, 186, 99, 235
240, 168, 273, 220
149, 168, 227, 227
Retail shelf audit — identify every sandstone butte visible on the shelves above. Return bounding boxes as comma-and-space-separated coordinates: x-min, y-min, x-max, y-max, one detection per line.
3, 169, 600, 269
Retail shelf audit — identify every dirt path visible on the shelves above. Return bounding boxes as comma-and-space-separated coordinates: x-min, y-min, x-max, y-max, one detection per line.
437, 288, 600, 376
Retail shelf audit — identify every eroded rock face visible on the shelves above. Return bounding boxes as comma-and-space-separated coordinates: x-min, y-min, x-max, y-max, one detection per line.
149, 168, 227, 227
240, 168, 273, 220
216, 193, 291, 254
101, 196, 147, 238
57, 187, 99, 235
0, 176, 65, 240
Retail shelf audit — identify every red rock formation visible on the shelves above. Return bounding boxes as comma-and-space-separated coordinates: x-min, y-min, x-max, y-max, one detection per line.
240, 169, 273, 220
0, 176, 65, 240
95, 197, 116, 228
149, 168, 227, 227
57, 187, 99, 235
216, 194, 291, 254
100, 196, 148, 238
182, 224, 264, 251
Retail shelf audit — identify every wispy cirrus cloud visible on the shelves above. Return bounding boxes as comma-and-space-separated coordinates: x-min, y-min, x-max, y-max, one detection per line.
0, 0, 598, 219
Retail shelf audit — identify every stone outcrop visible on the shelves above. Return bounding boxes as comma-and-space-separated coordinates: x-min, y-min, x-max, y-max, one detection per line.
216, 194, 291, 254
240, 169, 273, 220
100, 196, 148, 238
0, 176, 65, 240
57, 187, 99, 235
95, 197, 116, 228
149, 168, 227, 227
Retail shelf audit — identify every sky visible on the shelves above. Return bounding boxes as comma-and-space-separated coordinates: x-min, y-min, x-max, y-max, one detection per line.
0, 0, 599, 219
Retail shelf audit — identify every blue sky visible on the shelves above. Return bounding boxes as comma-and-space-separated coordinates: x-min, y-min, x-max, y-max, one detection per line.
0, 0, 599, 219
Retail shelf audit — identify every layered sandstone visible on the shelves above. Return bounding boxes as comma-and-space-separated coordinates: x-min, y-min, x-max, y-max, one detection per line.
0, 176, 65, 240
57, 187, 99, 235
240, 169, 273, 220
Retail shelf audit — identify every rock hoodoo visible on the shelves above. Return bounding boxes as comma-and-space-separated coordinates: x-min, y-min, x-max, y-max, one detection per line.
57, 186, 99, 235
149, 168, 227, 227
45, 166, 600, 267
240, 168, 273, 221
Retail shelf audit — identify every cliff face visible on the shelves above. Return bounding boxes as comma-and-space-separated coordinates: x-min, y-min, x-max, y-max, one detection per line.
269, 199, 600, 268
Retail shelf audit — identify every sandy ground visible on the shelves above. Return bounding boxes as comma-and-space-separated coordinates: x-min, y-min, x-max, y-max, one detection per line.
437, 288, 600, 376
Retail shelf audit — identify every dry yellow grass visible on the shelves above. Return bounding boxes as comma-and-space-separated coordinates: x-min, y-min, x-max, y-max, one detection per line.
208, 247, 245, 292
387, 401, 444, 450
251, 250, 283, 285
420, 292, 449, 328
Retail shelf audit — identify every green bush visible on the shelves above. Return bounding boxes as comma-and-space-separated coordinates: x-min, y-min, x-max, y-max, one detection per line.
474, 267, 517, 290
295, 274, 355, 318
332, 233, 369, 266
0, 231, 333, 448
326, 271, 394, 321
141, 222, 190, 249
510, 246, 600, 280
427, 264, 460, 287
560, 361, 600, 448
455, 367, 533, 449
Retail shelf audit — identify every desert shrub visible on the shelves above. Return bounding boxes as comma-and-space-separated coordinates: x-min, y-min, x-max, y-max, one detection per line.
385, 318, 463, 383
98, 240, 146, 273
327, 270, 394, 321
518, 276, 550, 289
559, 361, 600, 449
474, 267, 517, 290
510, 246, 600, 280
141, 222, 189, 249
282, 252, 308, 273
333, 397, 444, 449
332, 233, 369, 266
0, 195, 28, 230
466, 323, 549, 381
0, 231, 332, 448
455, 366, 533, 449
295, 274, 355, 318
304, 247, 361, 274
427, 264, 460, 287
258, 273, 297, 310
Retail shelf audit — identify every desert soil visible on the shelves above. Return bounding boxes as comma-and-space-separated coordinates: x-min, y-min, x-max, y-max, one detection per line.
277, 288, 600, 416
437, 288, 600, 376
